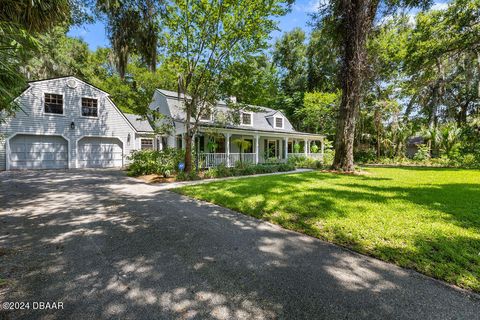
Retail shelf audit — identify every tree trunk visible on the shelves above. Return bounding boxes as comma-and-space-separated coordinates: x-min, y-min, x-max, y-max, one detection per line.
332, 0, 378, 172
184, 133, 192, 173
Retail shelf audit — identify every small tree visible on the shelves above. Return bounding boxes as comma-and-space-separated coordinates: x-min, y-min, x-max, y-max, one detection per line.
233, 138, 252, 164
163, 0, 289, 173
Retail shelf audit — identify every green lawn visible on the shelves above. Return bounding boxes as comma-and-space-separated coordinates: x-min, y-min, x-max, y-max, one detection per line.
176, 167, 480, 292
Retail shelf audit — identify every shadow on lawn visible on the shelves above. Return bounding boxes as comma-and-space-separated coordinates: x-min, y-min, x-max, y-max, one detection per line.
181, 171, 480, 291
0, 170, 479, 319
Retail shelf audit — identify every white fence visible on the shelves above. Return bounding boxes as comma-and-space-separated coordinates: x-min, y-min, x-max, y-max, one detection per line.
199, 153, 256, 168
198, 152, 322, 168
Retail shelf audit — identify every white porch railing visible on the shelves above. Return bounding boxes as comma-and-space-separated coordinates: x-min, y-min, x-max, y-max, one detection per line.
198, 152, 322, 168
199, 153, 256, 168
229, 153, 255, 166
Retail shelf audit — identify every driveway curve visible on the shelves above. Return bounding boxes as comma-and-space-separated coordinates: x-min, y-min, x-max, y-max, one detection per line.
0, 170, 479, 319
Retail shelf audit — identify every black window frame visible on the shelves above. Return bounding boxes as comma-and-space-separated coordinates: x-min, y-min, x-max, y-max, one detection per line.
81, 97, 98, 117
44, 93, 64, 115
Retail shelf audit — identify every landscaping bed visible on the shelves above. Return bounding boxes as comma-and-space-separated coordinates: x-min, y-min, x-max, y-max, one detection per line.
127, 149, 296, 182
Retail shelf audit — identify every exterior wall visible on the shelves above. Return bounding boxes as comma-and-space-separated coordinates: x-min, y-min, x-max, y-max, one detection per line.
0, 77, 137, 170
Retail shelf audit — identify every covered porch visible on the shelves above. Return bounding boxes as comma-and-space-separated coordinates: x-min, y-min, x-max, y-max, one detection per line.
184, 129, 324, 168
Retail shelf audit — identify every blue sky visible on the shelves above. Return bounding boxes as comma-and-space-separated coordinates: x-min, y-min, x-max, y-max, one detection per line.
68, 0, 449, 51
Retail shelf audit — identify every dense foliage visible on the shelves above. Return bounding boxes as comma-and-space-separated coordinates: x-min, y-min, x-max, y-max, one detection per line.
126, 148, 185, 177
2, 0, 478, 169
203, 162, 295, 179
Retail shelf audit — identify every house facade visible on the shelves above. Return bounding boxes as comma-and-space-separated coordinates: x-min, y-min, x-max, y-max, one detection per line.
0, 77, 324, 171
149, 89, 325, 168
0, 76, 155, 170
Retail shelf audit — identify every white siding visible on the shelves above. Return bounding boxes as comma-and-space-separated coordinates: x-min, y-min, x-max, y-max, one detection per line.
0, 77, 137, 170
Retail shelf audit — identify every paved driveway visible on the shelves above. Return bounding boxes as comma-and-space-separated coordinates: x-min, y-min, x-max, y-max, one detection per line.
0, 170, 479, 319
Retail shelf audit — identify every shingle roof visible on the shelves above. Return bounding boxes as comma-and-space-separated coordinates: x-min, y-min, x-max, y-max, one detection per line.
155, 89, 313, 135
124, 113, 154, 132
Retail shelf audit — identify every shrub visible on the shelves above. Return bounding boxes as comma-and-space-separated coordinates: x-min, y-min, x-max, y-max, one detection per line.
202, 163, 295, 179
287, 155, 322, 169
127, 148, 184, 177
459, 154, 479, 168
176, 171, 201, 181
413, 144, 431, 161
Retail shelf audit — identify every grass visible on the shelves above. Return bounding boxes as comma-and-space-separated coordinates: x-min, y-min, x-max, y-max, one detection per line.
176, 167, 480, 292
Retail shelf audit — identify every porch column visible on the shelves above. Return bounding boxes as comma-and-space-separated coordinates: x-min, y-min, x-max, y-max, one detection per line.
255, 135, 260, 164
304, 138, 308, 156
225, 133, 231, 167
284, 137, 288, 160
181, 133, 186, 150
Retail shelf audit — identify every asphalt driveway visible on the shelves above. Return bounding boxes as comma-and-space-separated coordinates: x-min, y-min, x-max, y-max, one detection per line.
0, 170, 479, 319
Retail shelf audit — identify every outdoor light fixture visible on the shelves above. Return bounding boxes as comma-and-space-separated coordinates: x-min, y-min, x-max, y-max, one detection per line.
70, 121, 75, 130
127, 133, 131, 145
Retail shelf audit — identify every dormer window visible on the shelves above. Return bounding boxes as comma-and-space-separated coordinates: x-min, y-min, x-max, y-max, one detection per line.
241, 112, 253, 126
44, 93, 63, 114
81, 98, 98, 117
274, 116, 284, 129
200, 109, 212, 121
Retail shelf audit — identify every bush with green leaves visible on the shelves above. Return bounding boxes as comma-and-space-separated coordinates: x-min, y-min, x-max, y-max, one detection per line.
176, 171, 201, 181
287, 155, 323, 169
127, 148, 185, 177
203, 163, 295, 179
413, 144, 431, 161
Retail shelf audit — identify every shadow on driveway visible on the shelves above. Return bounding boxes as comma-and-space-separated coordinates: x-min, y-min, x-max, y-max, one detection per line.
0, 169, 479, 319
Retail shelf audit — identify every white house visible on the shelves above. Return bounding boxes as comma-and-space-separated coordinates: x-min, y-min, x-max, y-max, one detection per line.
0, 76, 156, 170
0, 76, 324, 171
149, 89, 325, 168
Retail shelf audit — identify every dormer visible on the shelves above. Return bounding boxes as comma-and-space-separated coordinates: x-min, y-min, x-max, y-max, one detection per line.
240, 111, 253, 126
265, 111, 285, 130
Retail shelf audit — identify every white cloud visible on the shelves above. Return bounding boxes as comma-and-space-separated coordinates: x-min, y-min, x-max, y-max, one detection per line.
430, 2, 449, 11
294, 0, 322, 13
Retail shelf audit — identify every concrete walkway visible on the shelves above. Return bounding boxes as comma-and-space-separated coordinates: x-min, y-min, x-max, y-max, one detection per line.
0, 170, 479, 319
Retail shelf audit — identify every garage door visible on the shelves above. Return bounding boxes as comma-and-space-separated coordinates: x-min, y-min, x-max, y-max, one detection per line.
9, 135, 68, 169
77, 137, 123, 168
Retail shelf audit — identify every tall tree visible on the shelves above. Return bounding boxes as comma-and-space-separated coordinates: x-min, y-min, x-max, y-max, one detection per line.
0, 0, 72, 119
316, 0, 431, 171
97, 0, 163, 78
164, 0, 290, 173
272, 28, 308, 124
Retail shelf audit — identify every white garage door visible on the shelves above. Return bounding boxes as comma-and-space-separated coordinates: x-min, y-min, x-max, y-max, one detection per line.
77, 137, 123, 168
9, 135, 68, 169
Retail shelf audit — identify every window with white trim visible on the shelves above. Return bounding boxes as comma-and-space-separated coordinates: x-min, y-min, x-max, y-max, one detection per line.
81, 98, 98, 117
274, 117, 284, 129
200, 109, 212, 121
141, 139, 154, 150
44, 93, 63, 114
241, 112, 252, 126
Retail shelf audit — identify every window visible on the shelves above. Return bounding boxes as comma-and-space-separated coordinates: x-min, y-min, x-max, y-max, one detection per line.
274, 117, 284, 128
241, 112, 252, 126
141, 139, 154, 150
200, 109, 212, 121
82, 98, 98, 117
44, 93, 63, 114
